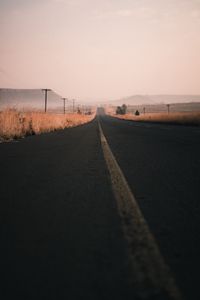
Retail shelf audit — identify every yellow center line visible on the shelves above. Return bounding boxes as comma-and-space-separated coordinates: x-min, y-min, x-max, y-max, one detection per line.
98, 118, 182, 300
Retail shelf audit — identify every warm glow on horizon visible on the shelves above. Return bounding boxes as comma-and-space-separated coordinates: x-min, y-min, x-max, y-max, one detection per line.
1, 0, 200, 101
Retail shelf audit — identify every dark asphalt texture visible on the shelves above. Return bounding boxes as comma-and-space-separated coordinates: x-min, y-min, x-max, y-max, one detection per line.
1, 113, 200, 299
0, 119, 135, 300
100, 114, 200, 300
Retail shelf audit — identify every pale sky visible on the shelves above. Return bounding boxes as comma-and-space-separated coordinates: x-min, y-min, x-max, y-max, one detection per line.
0, 0, 200, 101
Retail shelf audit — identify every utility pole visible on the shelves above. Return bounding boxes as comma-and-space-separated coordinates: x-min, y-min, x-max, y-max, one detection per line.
62, 98, 67, 114
143, 107, 146, 114
42, 89, 51, 113
72, 99, 75, 113
167, 104, 170, 114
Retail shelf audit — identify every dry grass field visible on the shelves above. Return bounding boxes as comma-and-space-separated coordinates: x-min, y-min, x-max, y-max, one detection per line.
0, 109, 95, 141
108, 111, 200, 126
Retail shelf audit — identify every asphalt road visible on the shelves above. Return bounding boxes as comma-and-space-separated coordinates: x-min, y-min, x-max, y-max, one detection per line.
100, 113, 200, 300
0, 112, 200, 299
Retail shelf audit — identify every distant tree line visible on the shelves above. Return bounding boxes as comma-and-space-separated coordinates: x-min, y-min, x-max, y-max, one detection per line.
116, 104, 127, 115
116, 104, 140, 116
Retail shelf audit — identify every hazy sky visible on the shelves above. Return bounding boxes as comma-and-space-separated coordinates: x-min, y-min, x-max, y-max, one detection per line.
1, 0, 200, 101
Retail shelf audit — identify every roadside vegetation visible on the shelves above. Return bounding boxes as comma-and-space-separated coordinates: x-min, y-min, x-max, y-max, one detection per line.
0, 109, 95, 141
116, 104, 127, 115
108, 111, 200, 126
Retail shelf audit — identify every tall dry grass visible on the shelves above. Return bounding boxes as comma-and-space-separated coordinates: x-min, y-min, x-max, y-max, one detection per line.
108, 112, 200, 126
0, 109, 95, 141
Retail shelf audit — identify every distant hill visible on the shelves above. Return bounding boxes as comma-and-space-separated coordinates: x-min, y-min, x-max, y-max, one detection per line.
0, 88, 63, 111
111, 95, 200, 106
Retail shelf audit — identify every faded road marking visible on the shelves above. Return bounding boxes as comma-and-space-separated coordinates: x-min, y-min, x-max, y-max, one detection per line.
98, 119, 182, 300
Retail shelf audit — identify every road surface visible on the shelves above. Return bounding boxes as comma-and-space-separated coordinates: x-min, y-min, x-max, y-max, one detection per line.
0, 110, 200, 299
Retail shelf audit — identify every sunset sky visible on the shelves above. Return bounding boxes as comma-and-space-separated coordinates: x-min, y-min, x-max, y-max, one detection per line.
0, 0, 200, 101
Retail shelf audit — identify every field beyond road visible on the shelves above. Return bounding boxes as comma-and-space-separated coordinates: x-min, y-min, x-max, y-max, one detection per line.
107, 111, 200, 126
0, 110, 200, 299
0, 109, 95, 141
